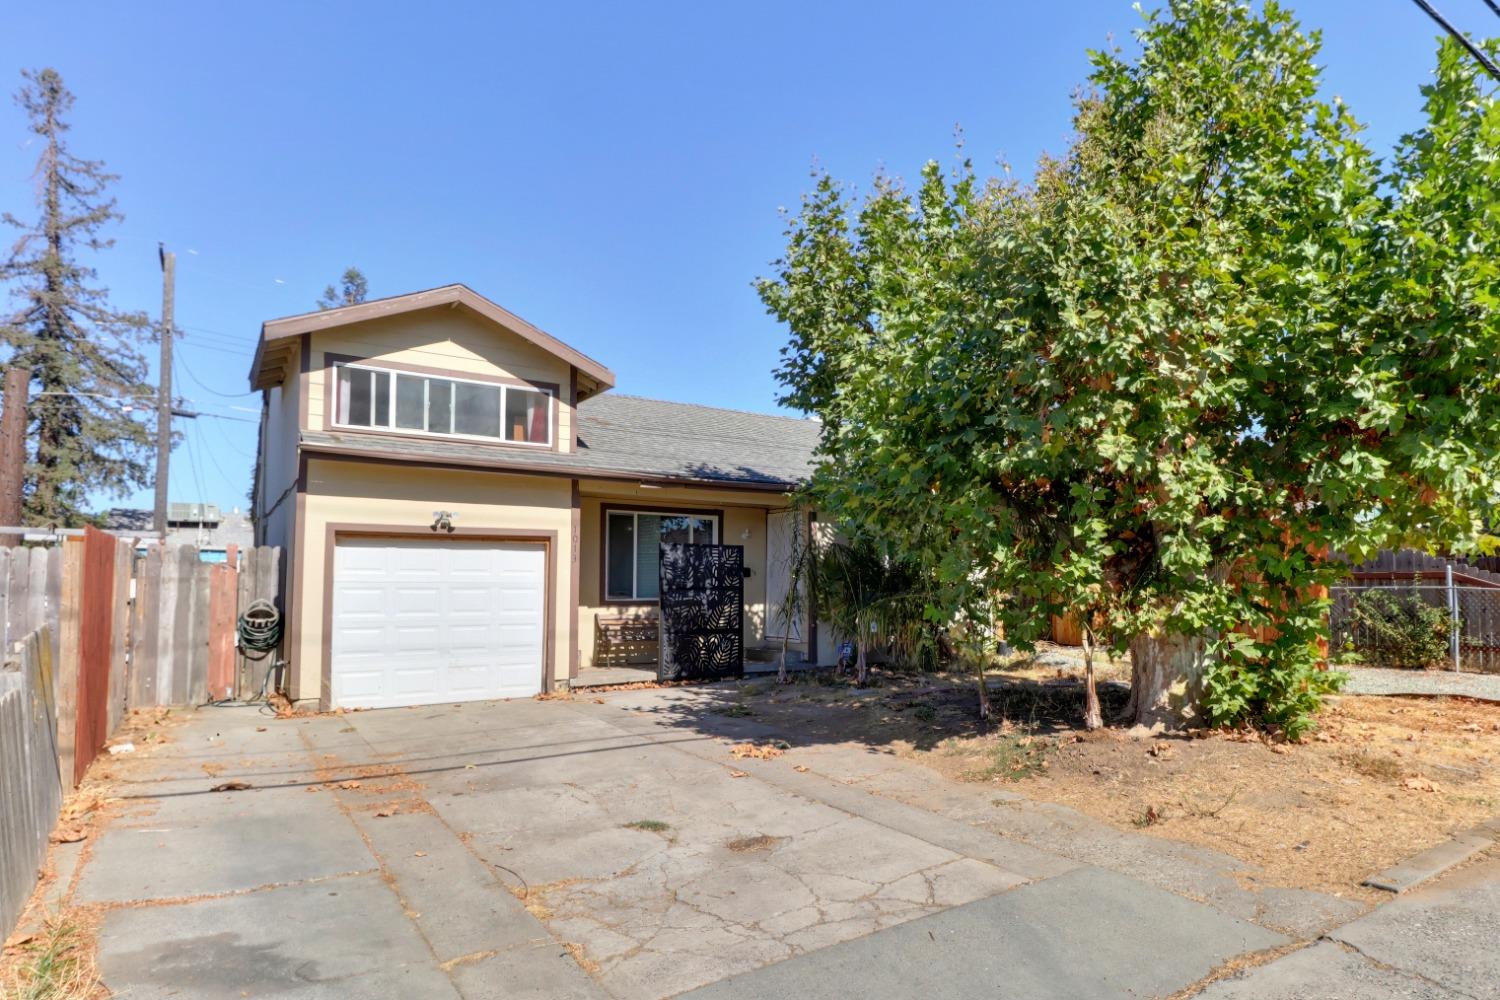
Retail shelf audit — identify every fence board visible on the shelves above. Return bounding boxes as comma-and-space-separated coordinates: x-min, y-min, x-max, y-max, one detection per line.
128, 546, 161, 708
74, 527, 115, 785
0, 627, 62, 939
107, 538, 131, 734
185, 558, 210, 707
54, 540, 82, 788
206, 563, 235, 701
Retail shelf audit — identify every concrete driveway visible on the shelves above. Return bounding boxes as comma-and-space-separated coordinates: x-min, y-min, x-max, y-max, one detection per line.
57, 684, 1487, 998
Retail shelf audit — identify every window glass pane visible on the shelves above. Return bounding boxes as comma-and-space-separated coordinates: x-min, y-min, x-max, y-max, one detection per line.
636, 515, 661, 600
427, 379, 453, 434
373, 371, 391, 427
505, 387, 549, 443
606, 513, 636, 599
395, 375, 425, 430
659, 516, 692, 547
454, 381, 501, 437
340, 367, 372, 426
688, 517, 716, 543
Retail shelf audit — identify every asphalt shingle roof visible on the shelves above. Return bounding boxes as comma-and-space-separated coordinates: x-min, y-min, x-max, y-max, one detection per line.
300, 393, 820, 489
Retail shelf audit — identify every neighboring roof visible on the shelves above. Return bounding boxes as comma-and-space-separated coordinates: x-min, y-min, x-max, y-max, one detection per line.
298, 393, 821, 491
248, 284, 616, 397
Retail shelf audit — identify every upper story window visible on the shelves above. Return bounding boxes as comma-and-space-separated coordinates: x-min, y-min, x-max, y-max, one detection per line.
335, 364, 552, 446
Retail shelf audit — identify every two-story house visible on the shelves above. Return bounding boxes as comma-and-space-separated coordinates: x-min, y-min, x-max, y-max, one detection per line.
249, 284, 821, 710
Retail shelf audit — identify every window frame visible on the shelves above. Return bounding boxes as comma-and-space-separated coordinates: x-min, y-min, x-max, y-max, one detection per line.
601, 504, 725, 604
330, 361, 555, 448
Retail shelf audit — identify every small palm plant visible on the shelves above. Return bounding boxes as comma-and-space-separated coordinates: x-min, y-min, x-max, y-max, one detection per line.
815, 537, 932, 686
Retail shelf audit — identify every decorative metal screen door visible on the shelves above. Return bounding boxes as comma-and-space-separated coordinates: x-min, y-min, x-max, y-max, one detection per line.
658, 543, 744, 681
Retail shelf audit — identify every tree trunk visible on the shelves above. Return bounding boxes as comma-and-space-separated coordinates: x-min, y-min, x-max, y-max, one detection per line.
855, 618, 869, 686
974, 657, 991, 721
1125, 630, 1209, 731
1080, 629, 1102, 731
777, 632, 789, 685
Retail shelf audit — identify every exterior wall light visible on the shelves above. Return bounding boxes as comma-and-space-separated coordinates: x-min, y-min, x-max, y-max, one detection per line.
432, 510, 457, 533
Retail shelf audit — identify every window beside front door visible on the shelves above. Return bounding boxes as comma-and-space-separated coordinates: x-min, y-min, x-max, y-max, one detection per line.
336, 363, 552, 445
605, 510, 719, 601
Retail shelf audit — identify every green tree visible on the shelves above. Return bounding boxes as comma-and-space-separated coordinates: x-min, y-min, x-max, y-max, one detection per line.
760, 2, 1500, 737
317, 267, 368, 310
1, 68, 152, 524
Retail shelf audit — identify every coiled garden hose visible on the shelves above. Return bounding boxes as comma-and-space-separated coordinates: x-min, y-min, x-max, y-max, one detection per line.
237, 599, 282, 654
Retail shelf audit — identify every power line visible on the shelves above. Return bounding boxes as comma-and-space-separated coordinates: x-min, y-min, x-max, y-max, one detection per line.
176, 353, 254, 398
1408, 0, 1500, 80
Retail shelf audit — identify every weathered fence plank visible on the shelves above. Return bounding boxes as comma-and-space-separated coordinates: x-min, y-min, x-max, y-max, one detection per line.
206, 563, 236, 702
128, 546, 161, 708
0, 627, 62, 939
74, 527, 116, 785
185, 558, 210, 707
107, 539, 131, 733
54, 540, 82, 788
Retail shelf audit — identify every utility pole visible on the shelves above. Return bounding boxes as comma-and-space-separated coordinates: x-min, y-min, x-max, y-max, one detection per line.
154, 243, 175, 535
0, 366, 30, 545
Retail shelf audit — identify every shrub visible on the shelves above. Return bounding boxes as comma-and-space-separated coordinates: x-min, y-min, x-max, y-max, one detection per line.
1349, 590, 1456, 669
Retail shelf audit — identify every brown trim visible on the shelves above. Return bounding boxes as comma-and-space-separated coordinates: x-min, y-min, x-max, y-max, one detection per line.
319, 352, 564, 454
570, 479, 581, 682
598, 501, 727, 606
255, 284, 615, 392
297, 337, 310, 430
300, 440, 798, 494
287, 453, 308, 700
319, 523, 559, 709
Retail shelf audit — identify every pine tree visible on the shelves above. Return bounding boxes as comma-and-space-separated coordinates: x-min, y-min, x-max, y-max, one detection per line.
1, 68, 153, 524
317, 267, 368, 310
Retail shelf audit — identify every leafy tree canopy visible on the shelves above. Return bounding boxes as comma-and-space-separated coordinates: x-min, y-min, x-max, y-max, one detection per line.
759, 0, 1500, 736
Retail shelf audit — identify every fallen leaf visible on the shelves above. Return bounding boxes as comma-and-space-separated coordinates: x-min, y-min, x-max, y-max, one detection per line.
592, 698, 605, 704
50, 827, 87, 844
1402, 775, 1440, 793
1148, 742, 1173, 758
793, 765, 809, 773
337, 780, 362, 790
375, 807, 398, 817
730, 743, 784, 760
414, 851, 427, 858
256, 727, 268, 733
306, 785, 322, 793
728, 770, 749, 778
210, 781, 252, 793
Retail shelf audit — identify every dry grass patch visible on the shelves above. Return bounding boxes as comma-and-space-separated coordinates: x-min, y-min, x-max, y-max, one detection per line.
922, 695, 1500, 896
1, 912, 105, 1000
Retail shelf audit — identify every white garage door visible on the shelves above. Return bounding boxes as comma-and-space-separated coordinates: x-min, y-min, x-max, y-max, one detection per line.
331, 537, 546, 708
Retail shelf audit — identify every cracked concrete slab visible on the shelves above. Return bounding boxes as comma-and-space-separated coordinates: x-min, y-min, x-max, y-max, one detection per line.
1192, 941, 1471, 999
1328, 859, 1500, 998
95, 874, 461, 999
75, 786, 376, 902
678, 866, 1288, 1000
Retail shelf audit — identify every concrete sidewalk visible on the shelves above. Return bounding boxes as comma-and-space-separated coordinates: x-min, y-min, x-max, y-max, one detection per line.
1194, 857, 1500, 999
50, 692, 1495, 999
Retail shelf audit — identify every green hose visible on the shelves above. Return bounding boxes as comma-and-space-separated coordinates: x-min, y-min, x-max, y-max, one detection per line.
237, 598, 282, 653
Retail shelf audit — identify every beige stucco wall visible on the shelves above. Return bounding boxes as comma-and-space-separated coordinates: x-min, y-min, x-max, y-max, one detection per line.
304, 306, 576, 452
289, 458, 574, 705
576, 481, 806, 669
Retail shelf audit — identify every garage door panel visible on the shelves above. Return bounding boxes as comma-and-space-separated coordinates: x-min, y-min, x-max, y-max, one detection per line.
331, 538, 546, 708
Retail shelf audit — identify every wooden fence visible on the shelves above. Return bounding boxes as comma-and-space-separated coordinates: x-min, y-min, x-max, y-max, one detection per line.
0, 627, 61, 940
0, 530, 281, 940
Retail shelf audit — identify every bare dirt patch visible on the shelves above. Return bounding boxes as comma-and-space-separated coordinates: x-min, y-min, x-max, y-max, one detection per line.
728, 668, 1500, 898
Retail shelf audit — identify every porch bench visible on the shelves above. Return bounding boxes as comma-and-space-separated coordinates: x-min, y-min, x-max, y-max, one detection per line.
595, 614, 660, 667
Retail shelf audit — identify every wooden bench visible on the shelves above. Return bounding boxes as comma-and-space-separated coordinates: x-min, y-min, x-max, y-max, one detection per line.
595, 615, 659, 666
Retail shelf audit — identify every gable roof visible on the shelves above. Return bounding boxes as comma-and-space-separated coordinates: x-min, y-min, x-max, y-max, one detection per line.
248, 283, 615, 396
298, 393, 821, 491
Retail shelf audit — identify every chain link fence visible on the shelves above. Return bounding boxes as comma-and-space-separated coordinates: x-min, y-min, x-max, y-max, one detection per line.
1329, 580, 1500, 674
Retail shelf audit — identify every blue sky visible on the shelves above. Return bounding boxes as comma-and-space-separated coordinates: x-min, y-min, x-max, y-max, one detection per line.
1, 1, 1493, 515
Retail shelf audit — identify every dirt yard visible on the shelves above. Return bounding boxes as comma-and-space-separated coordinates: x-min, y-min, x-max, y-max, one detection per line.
731, 657, 1500, 899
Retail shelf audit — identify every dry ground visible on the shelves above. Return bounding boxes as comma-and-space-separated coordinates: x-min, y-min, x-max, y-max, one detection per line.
729, 656, 1500, 900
